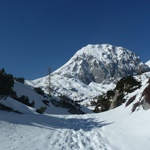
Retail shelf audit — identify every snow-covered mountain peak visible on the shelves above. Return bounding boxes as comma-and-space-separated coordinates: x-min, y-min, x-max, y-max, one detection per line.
27, 44, 150, 107
75, 44, 114, 59
65, 43, 142, 70
53, 44, 149, 84
75, 44, 131, 59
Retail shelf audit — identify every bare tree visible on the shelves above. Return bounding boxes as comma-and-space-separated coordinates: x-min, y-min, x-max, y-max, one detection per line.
47, 67, 52, 96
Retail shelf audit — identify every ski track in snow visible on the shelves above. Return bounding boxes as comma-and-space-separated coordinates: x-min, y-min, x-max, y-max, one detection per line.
47, 120, 111, 150
48, 129, 110, 150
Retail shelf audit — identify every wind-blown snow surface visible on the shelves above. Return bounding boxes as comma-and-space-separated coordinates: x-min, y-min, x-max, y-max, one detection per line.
0, 72, 150, 150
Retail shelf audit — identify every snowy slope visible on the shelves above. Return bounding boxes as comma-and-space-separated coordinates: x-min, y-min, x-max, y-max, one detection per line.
0, 80, 92, 115
0, 99, 150, 150
146, 60, 150, 67
27, 44, 149, 107
0, 81, 70, 115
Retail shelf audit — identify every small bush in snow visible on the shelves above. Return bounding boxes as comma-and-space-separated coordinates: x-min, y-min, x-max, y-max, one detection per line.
0, 103, 21, 114
56, 95, 85, 114
14, 77, 25, 84
36, 106, 46, 114
34, 87, 45, 97
14, 95, 35, 107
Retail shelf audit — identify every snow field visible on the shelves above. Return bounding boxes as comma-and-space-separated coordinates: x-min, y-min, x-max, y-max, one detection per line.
1, 103, 150, 150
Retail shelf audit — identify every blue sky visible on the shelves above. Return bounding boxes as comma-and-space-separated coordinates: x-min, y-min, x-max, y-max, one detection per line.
0, 0, 150, 80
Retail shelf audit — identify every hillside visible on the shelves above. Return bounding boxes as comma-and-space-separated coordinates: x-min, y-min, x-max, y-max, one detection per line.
0, 68, 90, 115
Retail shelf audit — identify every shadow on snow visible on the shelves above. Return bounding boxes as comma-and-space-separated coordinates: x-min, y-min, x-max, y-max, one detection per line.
0, 112, 113, 131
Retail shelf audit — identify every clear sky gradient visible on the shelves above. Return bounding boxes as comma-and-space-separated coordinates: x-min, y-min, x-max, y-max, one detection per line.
0, 0, 150, 80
